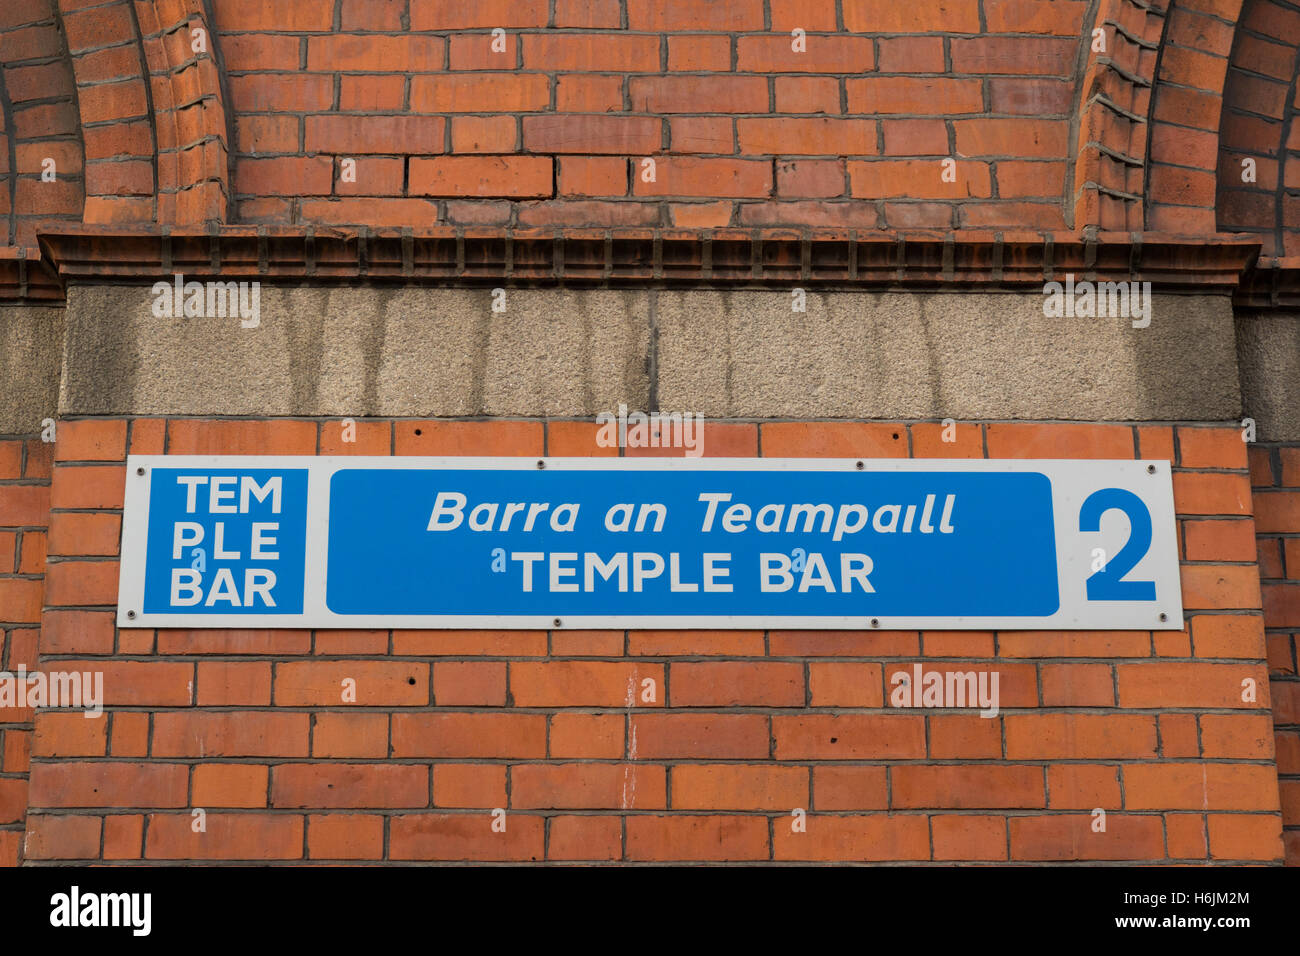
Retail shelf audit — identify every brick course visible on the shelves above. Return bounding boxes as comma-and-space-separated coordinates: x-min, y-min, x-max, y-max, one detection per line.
9, 416, 1283, 863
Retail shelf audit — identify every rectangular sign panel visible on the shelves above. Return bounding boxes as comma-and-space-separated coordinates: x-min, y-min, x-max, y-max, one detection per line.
117, 456, 1183, 630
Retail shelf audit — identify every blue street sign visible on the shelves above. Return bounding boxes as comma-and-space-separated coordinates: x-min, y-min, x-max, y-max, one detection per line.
117, 456, 1184, 630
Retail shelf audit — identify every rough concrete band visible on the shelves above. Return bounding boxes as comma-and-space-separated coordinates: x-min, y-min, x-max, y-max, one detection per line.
1235, 311, 1300, 442
0, 305, 64, 435
5, 284, 1284, 434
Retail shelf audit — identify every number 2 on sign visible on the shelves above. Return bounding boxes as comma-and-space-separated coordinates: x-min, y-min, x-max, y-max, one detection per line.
1079, 488, 1156, 601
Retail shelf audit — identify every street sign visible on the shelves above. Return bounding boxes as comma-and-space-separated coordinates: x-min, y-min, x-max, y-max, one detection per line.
117, 456, 1183, 630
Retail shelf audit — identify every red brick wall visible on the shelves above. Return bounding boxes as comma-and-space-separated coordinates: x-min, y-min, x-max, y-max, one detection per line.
0, 433, 52, 865
15, 416, 1286, 863
218, 0, 1088, 230
1251, 442, 1300, 864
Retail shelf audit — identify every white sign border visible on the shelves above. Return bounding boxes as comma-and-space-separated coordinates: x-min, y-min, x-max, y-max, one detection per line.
117, 455, 1185, 631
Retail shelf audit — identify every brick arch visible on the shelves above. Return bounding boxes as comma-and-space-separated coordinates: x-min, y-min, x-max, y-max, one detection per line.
1216, 0, 1300, 258
55, 0, 230, 226
1070, 0, 1171, 231
0, 0, 86, 247
1071, 0, 1251, 235
1144, 0, 1246, 235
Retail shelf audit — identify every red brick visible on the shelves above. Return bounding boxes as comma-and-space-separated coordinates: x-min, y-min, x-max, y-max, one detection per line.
272, 763, 428, 808
409, 156, 551, 198
1173, 473, 1252, 515
671, 661, 803, 706
48, 660, 192, 707
451, 116, 519, 154
43, 560, 118, 606
738, 118, 877, 156
411, 73, 549, 113
1165, 813, 1208, 859
850, 159, 992, 199
549, 713, 624, 758
1006, 714, 1157, 759
0, 486, 50, 527
312, 712, 389, 758
1124, 763, 1280, 810
808, 662, 884, 707
305, 116, 445, 155
555, 74, 624, 112
1256, 491, 1300, 532
22, 814, 101, 860
774, 814, 930, 861
53, 420, 126, 462
523, 115, 661, 155
950, 37, 1077, 75
627, 815, 769, 861
102, 814, 143, 860
1185, 519, 1258, 562
637, 157, 769, 197
774, 714, 925, 759
166, 420, 316, 455
1206, 814, 1284, 860
774, 77, 841, 116
628, 0, 764, 31
192, 764, 269, 808
319, 420, 391, 456
0, 579, 44, 623
153, 712, 309, 757
433, 661, 507, 706
547, 815, 621, 861
812, 766, 889, 810
410, 0, 549, 28
895, 765, 1044, 809
843, 0, 981, 32
932, 814, 1008, 860
392, 713, 547, 758
31, 709, 106, 758
1047, 764, 1121, 809
308, 813, 384, 860
1010, 814, 1164, 860
555, 0, 621, 28
928, 714, 1002, 759
511, 661, 662, 707
390, 813, 544, 861
432, 764, 507, 808
524, 34, 659, 72
145, 812, 304, 860
512, 763, 665, 809
338, 75, 405, 112
1041, 662, 1115, 706
307, 35, 444, 72
985, 423, 1133, 459
395, 420, 543, 456
29, 762, 188, 808
274, 661, 428, 706
1179, 565, 1261, 611
631, 713, 770, 759
230, 74, 333, 113
848, 77, 983, 115
667, 35, 731, 72
762, 422, 907, 458
878, 37, 946, 72
738, 35, 874, 73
